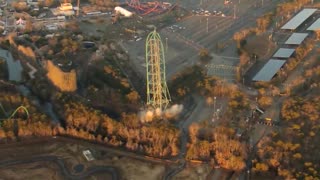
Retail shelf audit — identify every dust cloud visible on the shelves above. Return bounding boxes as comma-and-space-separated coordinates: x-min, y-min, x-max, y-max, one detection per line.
139, 104, 184, 123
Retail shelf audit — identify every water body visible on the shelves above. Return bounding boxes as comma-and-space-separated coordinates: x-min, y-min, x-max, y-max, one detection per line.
0, 48, 23, 82
0, 48, 60, 124
73, 164, 84, 173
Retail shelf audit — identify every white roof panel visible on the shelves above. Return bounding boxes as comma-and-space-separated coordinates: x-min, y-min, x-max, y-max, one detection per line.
252, 59, 286, 81
273, 48, 295, 58
285, 33, 308, 45
307, 18, 320, 31
281, 9, 317, 30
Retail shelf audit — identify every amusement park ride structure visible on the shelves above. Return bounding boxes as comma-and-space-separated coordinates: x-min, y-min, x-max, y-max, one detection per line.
145, 30, 171, 110
127, 0, 171, 15
0, 102, 30, 124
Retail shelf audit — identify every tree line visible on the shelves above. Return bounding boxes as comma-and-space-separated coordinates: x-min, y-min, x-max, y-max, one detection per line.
55, 101, 180, 157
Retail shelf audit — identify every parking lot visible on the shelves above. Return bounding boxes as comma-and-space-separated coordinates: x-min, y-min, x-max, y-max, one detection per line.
115, 0, 282, 81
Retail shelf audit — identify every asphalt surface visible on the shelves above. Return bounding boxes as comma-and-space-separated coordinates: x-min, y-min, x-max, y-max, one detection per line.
0, 155, 118, 180
0, 136, 176, 180
163, 159, 186, 180
163, 95, 214, 180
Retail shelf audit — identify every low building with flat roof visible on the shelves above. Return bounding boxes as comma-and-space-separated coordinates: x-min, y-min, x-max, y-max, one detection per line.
252, 59, 286, 82
273, 48, 295, 59
285, 33, 308, 45
307, 18, 320, 31
281, 8, 317, 30
82, 150, 95, 161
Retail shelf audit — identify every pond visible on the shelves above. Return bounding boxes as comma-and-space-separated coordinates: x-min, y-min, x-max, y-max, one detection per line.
0, 48, 23, 82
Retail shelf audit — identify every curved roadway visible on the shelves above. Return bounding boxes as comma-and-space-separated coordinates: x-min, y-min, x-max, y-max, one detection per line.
0, 155, 118, 180
163, 96, 209, 180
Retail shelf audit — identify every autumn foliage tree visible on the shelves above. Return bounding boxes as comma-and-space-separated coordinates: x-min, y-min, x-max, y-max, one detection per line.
46, 60, 77, 92
253, 96, 320, 179
256, 12, 274, 33
186, 125, 247, 171
59, 101, 180, 157
0, 84, 55, 141
89, 0, 116, 7
228, 91, 250, 115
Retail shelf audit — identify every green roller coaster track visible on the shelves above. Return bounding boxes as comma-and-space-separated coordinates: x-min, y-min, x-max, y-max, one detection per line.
0, 103, 7, 117
145, 29, 171, 110
0, 103, 30, 126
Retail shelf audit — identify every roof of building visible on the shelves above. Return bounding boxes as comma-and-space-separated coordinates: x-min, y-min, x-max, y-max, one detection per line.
16, 18, 26, 25
252, 59, 286, 81
281, 8, 317, 30
307, 17, 320, 31
82, 150, 95, 161
285, 33, 309, 45
273, 48, 295, 58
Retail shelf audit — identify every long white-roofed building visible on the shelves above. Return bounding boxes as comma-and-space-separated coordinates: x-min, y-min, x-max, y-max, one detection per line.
281, 8, 317, 30
307, 18, 320, 31
285, 33, 309, 45
252, 59, 286, 82
114, 6, 133, 17
273, 48, 295, 59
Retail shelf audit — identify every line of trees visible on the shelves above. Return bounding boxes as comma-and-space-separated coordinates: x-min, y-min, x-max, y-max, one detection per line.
57, 101, 180, 157
88, 0, 117, 7
0, 119, 55, 142
276, 0, 312, 17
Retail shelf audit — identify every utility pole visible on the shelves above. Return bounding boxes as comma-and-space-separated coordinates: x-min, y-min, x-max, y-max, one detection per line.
212, 96, 217, 122
133, 25, 136, 37
206, 17, 208, 33
77, 0, 80, 16
213, 97, 216, 115
165, 37, 168, 52
233, 5, 236, 19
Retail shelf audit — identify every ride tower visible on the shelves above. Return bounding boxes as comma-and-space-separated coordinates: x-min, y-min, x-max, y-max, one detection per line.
145, 29, 171, 110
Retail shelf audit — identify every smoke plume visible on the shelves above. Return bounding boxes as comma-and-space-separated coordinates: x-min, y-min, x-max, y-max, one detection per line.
139, 104, 184, 123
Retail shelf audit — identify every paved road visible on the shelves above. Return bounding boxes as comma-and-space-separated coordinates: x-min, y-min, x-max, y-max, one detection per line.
163, 159, 186, 180
0, 155, 118, 180
0, 136, 174, 163
163, 95, 213, 180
